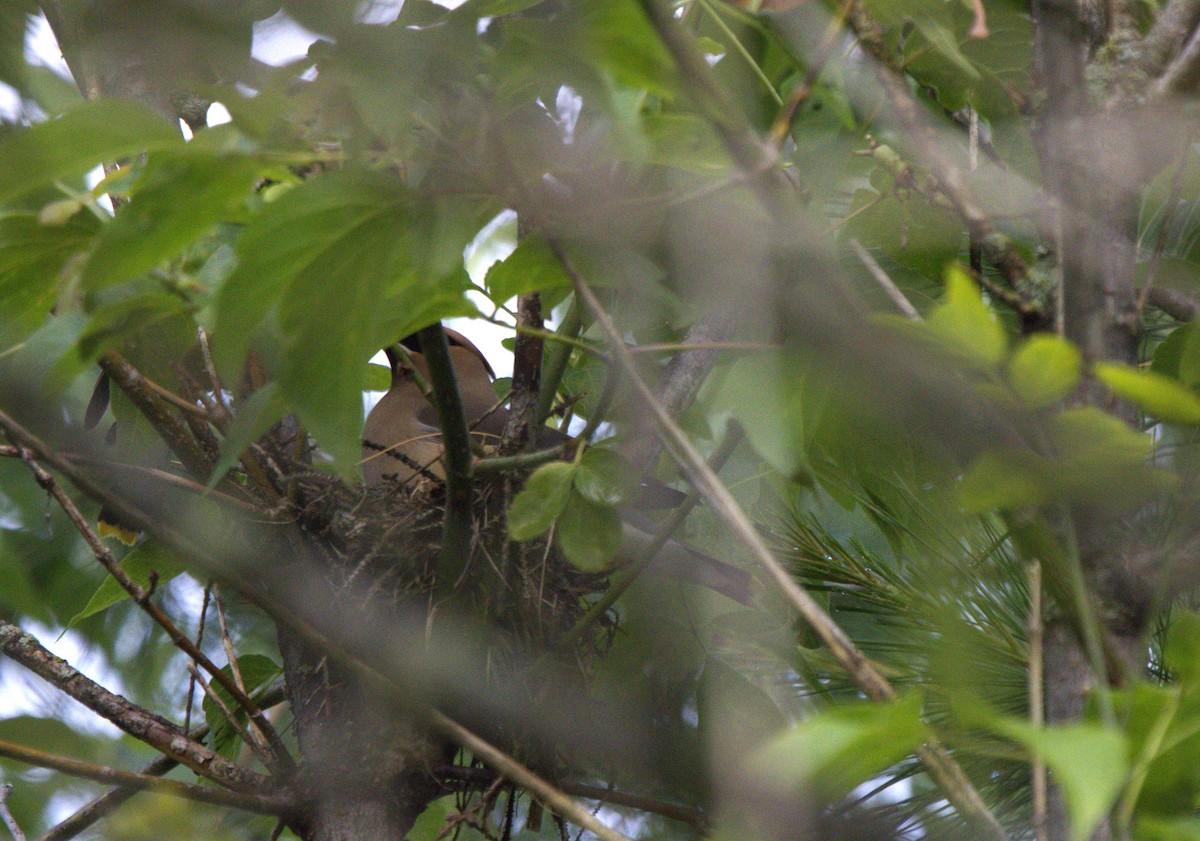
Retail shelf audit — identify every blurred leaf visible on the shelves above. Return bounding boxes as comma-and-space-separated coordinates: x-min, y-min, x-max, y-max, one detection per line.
574, 447, 638, 506
994, 719, 1128, 841
1165, 611, 1200, 686
0, 715, 103, 761
557, 493, 622, 571
0, 99, 181, 204
1138, 817, 1200, 841
201, 654, 283, 758
723, 352, 825, 480
960, 448, 1052, 511
66, 540, 184, 630
208, 383, 288, 488
747, 692, 927, 800
82, 152, 262, 290
1095, 362, 1200, 425
0, 2, 34, 92
214, 170, 477, 475
1151, 322, 1200, 384
508, 461, 576, 540
365, 362, 392, 391
1008, 334, 1081, 409
926, 265, 1008, 369
484, 234, 570, 303
20, 65, 84, 117
0, 211, 100, 351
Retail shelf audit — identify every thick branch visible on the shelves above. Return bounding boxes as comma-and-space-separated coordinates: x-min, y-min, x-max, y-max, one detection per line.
0, 621, 274, 795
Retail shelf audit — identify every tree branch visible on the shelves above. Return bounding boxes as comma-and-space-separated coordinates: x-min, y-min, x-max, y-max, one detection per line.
9, 444, 294, 778
0, 621, 274, 795
0, 738, 290, 817
429, 711, 634, 841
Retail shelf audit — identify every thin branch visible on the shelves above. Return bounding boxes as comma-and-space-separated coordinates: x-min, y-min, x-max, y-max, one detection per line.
429, 711, 634, 841
0, 406, 683, 841
0, 785, 26, 841
1151, 13, 1200, 95
9, 444, 294, 777
1141, 0, 1200, 76
417, 324, 476, 588
1148, 286, 1199, 321
0, 620, 273, 795
438, 766, 706, 831
849, 240, 921, 320
98, 352, 212, 480
560, 246, 1009, 841
39, 683, 287, 841
0, 738, 290, 816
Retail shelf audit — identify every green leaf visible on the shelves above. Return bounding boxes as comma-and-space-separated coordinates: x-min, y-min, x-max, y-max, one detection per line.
66, 541, 184, 630
507, 461, 577, 540
960, 448, 1052, 511
1150, 322, 1198, 382
1008, 334, 1081, 409
1165, 611, 1200, 686
208, 383, 288, 488
82, 152, 262, 290
573, 447, 639, 506
213, 170, 476, 475
1095, 362, 1200, 425
722, 352, 824, 480
994, 719, 1128, 841
0, 99, 182, 204
201, 654, 283, 758
1137, 817, 1200, 841
484, 234, 571, 303
0, 211, 100, 351
747, 692, 927, 800
0, 2, 36, 92
926, 265, 1008, 369
1048, 407, 1176, 510
557, 493, 622, 571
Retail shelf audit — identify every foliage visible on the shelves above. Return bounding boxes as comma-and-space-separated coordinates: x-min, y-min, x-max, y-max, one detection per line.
0, 0, 1198, 840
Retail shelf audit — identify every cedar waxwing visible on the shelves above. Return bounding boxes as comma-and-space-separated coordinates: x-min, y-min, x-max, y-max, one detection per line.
362, 329, 508, 486
361, 328, 759, 605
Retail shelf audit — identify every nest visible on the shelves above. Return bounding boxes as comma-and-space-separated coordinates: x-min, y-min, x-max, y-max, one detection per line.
279, 462, 614, 776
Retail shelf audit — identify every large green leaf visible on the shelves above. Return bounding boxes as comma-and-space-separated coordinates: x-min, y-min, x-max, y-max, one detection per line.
484, 234, 571, 303
925, 265, 1008, 369
0, 99, 182, 203
66, 540, 184, 630
747, 692, 927, 800
213, 170, 476, 474
1094, 362, 1200, 425
507, 461, 576, 540
1008, 334, 1081, 409
0, 211, 100, 351
82, 152, 263, 290
557, 493, 622, 571
995, 719, 1128, 841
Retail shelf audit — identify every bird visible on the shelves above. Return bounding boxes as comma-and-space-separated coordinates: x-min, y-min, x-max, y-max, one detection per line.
361, 328, 506, 487
361, 327, 759, 606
